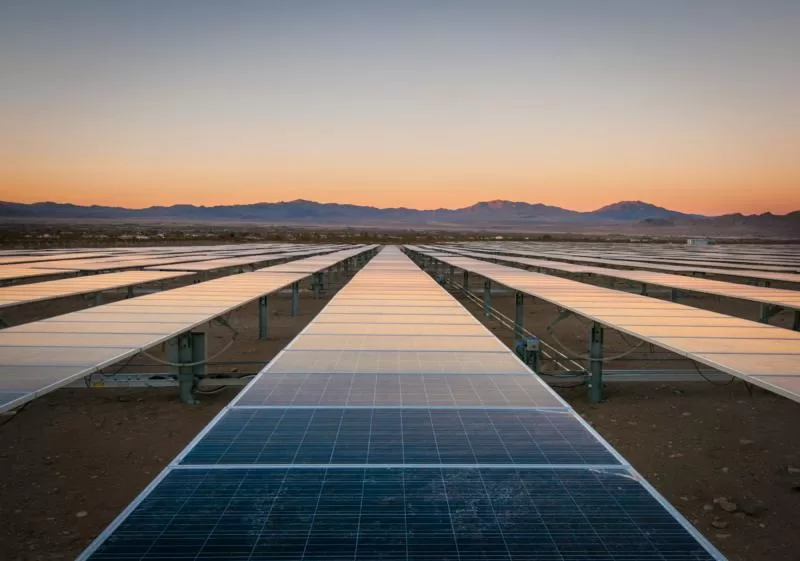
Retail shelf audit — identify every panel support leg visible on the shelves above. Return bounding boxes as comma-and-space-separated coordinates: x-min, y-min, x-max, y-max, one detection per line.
291, 282, 300, 317
168, 332, 206, 405
93, 292, 103, 306
793, 310, 800, 331
670, 288, 678, 302
126, 286, 134, 298
462, 270, 470, 295
639, 283, 648, 296
483, 278, 492, 317
588, 322, 604, 403
514, 291, 524, 343
258, 295, 269, 340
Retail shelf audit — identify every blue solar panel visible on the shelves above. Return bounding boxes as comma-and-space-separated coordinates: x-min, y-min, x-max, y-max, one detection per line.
180, 408, 619, 466
83, 467, 718, 561
235, 373, 562, 407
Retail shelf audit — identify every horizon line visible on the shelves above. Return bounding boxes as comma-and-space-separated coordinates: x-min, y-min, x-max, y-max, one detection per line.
2, 197, 798, 217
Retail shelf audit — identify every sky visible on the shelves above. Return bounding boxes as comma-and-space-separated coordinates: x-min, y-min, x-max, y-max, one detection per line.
0, 1, 798, 215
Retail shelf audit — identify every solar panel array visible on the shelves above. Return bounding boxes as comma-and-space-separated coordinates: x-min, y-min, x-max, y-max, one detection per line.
0, 270, 192, 310
408, 247, 800, 405
0, 246, 373, 413
441, 243, 800, 286
78, 246, 723, 560
433, 246, 800, 316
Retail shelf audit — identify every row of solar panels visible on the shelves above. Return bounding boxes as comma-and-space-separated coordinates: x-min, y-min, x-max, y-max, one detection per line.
449, 243, 800, 285
432, 246, 800, 321
408, 246, 800, 405
452, 242, 800, 271
0, 246, 376, 413
78, 246, 724, 560
0, 243, 347, 282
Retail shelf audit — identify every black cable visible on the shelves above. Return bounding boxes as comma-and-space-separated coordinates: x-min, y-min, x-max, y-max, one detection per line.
691, 360, 736, 386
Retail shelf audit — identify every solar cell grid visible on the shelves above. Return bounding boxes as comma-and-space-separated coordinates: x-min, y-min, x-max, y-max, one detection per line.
179, 408, 619, 466
287, 334, 507, 352
234, 373, 563, 408
313, 313, 480, 324
82, 467, 718, 561
303, 323, 490, 336
265, 350, 531, 375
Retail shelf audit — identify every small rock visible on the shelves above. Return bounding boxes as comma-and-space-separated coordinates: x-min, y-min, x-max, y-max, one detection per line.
739, 439, 755, 446
702, 504, 714, 512
681, 411, 692, 417
720, 467, 729, 474
679, 496, 689, 502
711, 519, 729, 529
718, 498, 738, 513
230, 367, 239, 373
739, 499, 767, 517
787, 466, 800, 474
117, 396, 130, 403
734, 512, 747, 519
668, 453, 684, 459
715, 533, 731, 539
75, 511, 88, 518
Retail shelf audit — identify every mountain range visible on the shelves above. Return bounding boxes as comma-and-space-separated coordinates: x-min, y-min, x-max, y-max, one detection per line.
1, 199, 797, 234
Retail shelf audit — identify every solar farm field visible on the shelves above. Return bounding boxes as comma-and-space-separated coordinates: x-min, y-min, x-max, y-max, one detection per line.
0, 242, 799, 561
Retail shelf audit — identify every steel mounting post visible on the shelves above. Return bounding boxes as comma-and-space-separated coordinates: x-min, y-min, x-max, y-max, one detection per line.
588, 321, 604, 403
483, 278, 492, 317
258, 295, 269, 340
168, 332, 206, 405
462, 270, 470, 295
291, 282, 300, 317
514, 291, 524, 343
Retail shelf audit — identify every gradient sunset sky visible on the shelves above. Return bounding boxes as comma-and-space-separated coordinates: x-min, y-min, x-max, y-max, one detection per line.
1, 1, 798, 215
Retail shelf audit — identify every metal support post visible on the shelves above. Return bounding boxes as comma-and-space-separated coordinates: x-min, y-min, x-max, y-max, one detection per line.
759, 304, 770, 324
448, 266, 455, 285
639, 283, 648, 296
514, 291, 524, 343
126, 286, 134, 298
483, 278, 492, 317
291, 282, 300, 317
313, 273, 322, 298
462, 270, 470, 295
793, 311, 800, 331
167, 332, 206, 405
93, 292, 103, 306
258, 295, 269, 340
670, 288, 678, 302
588, 322, 604, 403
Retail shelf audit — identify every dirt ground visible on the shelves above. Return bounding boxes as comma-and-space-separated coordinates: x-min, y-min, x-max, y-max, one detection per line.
1, 264, 799, 560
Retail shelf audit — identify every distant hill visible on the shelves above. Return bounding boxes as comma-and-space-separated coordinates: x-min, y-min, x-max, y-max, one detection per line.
0, 198, 797, 234
591, 200, 700, 221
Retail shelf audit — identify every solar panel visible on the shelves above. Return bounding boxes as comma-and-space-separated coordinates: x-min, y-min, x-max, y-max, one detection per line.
234, 373, 563, 407
78, 246, 723, 561
179, 408, 619, 466
83, 467, 718, 561
264, 350, 532, 375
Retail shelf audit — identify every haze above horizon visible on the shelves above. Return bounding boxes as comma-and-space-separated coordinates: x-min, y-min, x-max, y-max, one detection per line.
1, 1, 798, 215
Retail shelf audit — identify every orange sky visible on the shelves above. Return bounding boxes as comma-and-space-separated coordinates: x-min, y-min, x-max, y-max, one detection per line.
1, 2, 799, 216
